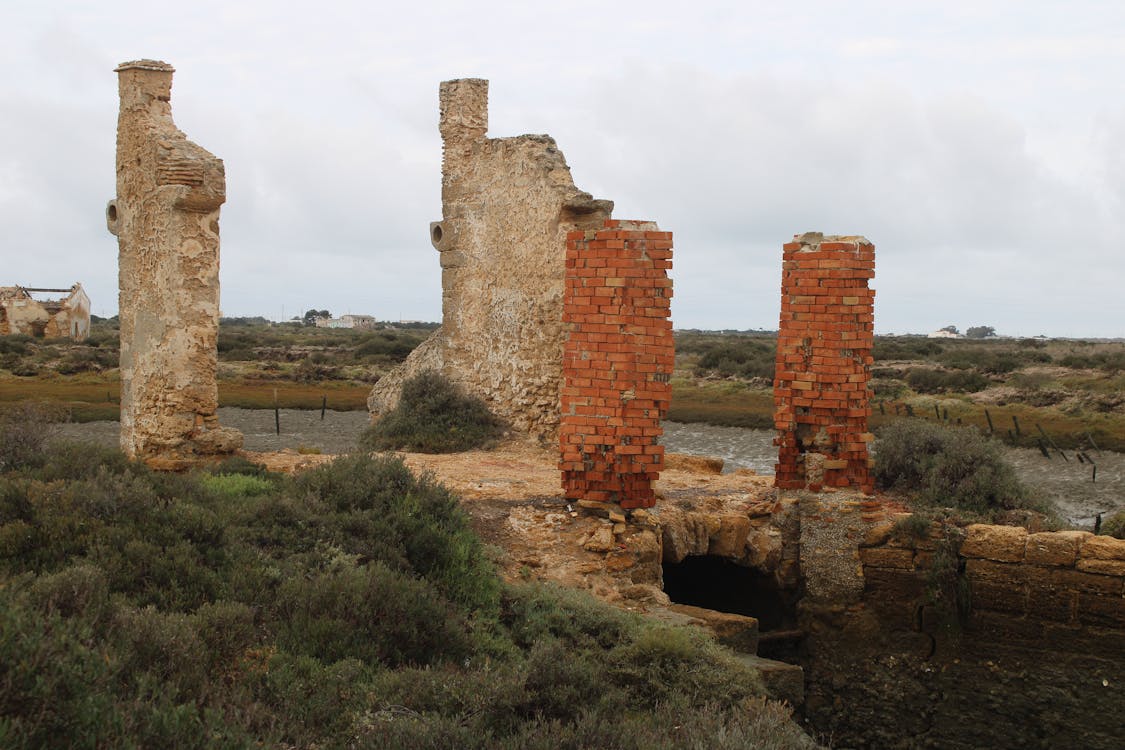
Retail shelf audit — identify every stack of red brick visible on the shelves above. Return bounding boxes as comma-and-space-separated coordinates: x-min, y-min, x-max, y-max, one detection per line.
559, 220, 674, 509
773, 233, 875, 493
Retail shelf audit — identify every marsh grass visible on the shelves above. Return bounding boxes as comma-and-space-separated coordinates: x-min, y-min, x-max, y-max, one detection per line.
668, 380, 775, 429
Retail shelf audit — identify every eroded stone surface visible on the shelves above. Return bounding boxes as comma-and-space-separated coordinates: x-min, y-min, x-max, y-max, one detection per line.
108, 60, 241, 468
368, 79, 612, 443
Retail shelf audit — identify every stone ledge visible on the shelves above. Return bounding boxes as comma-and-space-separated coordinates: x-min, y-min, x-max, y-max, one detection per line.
1080, 534, 1125, 562
859, 546, 915, 570
961, 524, 1027, 562
1025, 530, 1090, 567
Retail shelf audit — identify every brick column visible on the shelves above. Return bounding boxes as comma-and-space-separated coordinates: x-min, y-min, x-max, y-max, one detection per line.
774, 233, 875, 493
559, 220, 674, 509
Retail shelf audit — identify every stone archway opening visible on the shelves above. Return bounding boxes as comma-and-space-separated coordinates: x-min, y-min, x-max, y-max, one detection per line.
662, 555, 795, 630
662, 554, 802, 660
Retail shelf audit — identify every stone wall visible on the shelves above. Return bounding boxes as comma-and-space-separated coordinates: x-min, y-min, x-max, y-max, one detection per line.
773, 233, 875, 492
0, 284, 90, 340
800, 514, 1125, 748
558, 220, 674, 509
368, 79, 613, 443
106, 60, 241, 468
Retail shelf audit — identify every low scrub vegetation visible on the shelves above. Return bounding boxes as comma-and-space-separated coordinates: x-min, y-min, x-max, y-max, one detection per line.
360, 371, 505, 453
873, 419, 1047, 521
905, 368, 990, 394
0, 412, 815, 749
0, 402, 64, 472
1100, 510, 1125, 539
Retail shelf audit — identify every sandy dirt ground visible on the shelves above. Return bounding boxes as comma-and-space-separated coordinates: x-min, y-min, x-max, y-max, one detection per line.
53, 409, 1124, 528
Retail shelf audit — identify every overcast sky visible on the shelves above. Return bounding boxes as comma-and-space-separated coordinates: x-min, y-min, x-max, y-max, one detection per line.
2, 1, 1123, 336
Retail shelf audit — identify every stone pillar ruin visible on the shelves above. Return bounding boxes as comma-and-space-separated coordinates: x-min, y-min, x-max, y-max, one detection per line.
367, 78, 614, 443
773, 233, 874, 493
559, 220, 674, 509
106, 60, 242, 469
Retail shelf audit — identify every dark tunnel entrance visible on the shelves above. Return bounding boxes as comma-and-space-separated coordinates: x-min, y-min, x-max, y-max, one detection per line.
662, 555, 799, 636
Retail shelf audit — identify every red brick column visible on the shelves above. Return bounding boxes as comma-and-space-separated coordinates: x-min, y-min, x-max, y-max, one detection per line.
774, 233, 875, 493
559, 220, 674, 509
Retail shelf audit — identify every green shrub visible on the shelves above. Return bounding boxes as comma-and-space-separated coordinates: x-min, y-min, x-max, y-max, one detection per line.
277, 562, 473, 668
199, 472, 275, 499
27, 563, 113, 624
905, 368, 989, 394
873, 337, 944, 360
606, 624, 763, 709
0, 402, 65, 472
0, 428, 819, 749
501, 582, 638, 650
33, 441, 132, 482
293, 453, 500, 614
874, 420, 1033, 516
205, 454, 273, 478
694, 341, 776, 380
1100, 510, 1125, 539
354, 333, 418, 362
257, 653, 369, 743
359, 370, 504, 453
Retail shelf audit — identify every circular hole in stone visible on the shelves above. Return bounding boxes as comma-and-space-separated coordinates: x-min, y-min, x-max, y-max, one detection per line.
107, 203, 118, 222
431, 224, 443, 244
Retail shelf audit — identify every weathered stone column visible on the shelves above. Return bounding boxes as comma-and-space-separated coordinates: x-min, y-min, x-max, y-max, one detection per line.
773, 233, 874, 493
559, 220, 674, 509
106, 60, 241, 468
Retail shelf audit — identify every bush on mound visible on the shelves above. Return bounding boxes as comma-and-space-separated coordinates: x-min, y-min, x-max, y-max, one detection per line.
1100, 510, 1125, 539
874, 419, 1040, 518
360, 370, 505, 453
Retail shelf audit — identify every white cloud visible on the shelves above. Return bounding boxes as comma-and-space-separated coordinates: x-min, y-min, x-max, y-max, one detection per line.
0, 1, 1122, 335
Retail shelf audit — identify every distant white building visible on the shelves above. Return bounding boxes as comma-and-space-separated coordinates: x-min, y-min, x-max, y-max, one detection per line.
927, 329, 964, 339
316, 314, 377, 330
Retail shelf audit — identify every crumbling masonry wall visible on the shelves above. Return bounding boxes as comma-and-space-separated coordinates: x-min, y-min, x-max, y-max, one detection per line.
367, 79, 613, 443
559, 220, 673, 509
0, 284, 90, 340
800, 519, 1125, 748
106, 60, 241, 468
773, 233, 874, 492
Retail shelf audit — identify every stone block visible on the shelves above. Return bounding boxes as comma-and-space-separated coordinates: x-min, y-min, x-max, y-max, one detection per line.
583, 526, 615, 553
1026, 586, 1076, 623
861, 521, 894, 548
960, 524, 1027, 562
734, 654, 804, 708
1077, 591, 1125, 628
663, 453, 724, 474
1079, 535, 1125, 561
1075, 558, 1125, 577
709, 515, 752, 559
1025, 530, 1090, 567
1033, 567, 1123, 596
666, 603, 759, 654
604, 550, 636, 572
965, 559, 1028, 615
860, 547, 915, 570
